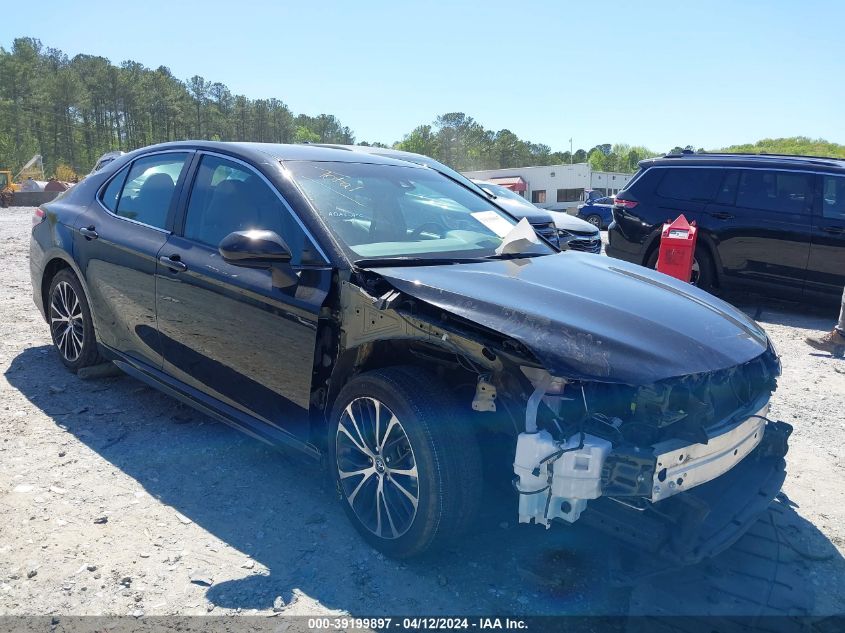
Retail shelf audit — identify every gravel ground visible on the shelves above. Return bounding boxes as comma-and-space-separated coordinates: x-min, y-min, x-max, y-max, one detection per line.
1, 206, 843, 619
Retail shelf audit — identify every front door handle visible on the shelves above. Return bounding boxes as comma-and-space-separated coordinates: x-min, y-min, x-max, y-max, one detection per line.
79, 226, 99, 240
159, 254, 187, 272
710, 212, 734, 220
821, 226, 845, 235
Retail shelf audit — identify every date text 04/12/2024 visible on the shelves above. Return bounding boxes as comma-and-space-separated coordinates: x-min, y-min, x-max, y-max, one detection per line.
307, 618, 528, 630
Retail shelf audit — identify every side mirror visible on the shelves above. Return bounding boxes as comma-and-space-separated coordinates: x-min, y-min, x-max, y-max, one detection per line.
218, 230, 292, 268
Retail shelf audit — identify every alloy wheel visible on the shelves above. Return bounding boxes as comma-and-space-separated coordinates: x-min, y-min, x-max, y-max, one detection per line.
335, 397, 419, 539
587, 215, 602, 228
50, 281, 84, 362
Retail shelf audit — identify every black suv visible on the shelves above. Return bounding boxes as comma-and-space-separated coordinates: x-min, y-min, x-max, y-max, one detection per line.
606, 153, 845, 301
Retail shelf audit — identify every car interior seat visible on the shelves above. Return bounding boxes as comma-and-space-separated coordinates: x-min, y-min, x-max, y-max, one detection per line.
200, 178, 254, 246
368, 187, 407, 242
133, 173, 175, 226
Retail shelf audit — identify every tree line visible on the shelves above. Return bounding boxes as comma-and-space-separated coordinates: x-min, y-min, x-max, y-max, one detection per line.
0, 37, 354, 178
392, 113, 660, 173
2, 37, 843, 179
719, 137, 845, 159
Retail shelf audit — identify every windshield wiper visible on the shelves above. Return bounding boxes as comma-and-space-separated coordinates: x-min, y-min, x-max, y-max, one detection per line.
484, 252, 548, 260
353, 256, 488, 268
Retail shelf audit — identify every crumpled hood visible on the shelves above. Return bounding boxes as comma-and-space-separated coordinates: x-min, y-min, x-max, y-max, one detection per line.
547, 209, 599, 234
370, 252, 771, 385
484, 196, 557, 225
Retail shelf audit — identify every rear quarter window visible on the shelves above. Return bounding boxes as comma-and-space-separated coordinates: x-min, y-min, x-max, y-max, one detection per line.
656, 167, 723, 202
619, 167, 646, 193
100, 166, 129, 212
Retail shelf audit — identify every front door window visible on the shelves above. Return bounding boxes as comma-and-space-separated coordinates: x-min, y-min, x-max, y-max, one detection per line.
182, 155, 316, 264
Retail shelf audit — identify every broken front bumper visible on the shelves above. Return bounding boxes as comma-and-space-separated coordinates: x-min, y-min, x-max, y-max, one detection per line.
516, 401, 781, 517
513, 394, 792, 565
650, 405, 769, 503
583, 418, 793, 565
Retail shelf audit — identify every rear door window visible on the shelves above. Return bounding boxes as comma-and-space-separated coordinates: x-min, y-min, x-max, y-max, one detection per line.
713, 170, 739, 205
114, 153, 190, 229
735, 170, 813, 214
656, 168, 722, 202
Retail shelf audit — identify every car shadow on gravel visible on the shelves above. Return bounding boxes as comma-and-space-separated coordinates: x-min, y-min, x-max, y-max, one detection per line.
6, 345, 845, 620
727, 293, 840, 328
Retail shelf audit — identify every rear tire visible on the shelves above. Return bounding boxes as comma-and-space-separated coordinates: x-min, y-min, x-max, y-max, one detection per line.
585, 214, 602, 229
693, 247, 715, 292
647, 245, 715, 292
328, 366, 482, 558
47, 269, 103, 371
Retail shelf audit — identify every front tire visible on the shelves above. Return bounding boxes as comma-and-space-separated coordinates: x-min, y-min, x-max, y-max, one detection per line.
328, 366, 482, 558
48, 269, 103, 371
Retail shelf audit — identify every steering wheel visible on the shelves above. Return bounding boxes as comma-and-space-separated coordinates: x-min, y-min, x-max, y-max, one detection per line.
410, 222, 448, 239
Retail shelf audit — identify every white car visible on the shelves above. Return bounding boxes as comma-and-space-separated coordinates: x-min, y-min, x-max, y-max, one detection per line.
473, 180, 602, 254
89, 150, 125, 175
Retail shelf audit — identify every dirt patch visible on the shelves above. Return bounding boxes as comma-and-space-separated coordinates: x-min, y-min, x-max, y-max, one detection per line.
1, 207, 843, 618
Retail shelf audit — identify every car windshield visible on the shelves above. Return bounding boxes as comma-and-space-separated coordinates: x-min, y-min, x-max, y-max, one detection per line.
378, 151, 492, 199
286, 161, 554, 261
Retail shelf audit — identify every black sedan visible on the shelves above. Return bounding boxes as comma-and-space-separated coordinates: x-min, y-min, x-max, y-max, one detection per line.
30, 142, 790, 560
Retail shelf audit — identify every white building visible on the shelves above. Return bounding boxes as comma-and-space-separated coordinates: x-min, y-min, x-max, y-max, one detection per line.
463, 163, 633, 212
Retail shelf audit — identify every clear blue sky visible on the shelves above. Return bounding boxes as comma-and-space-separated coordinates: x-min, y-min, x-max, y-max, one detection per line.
4, 0, 844, 152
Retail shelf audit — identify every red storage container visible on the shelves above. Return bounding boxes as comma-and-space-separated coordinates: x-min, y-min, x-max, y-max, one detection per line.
656, 215, 698, 283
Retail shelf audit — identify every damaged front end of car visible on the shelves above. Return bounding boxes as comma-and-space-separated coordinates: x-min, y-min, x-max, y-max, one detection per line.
511, 355, 791, 564
333, 254, 792, 566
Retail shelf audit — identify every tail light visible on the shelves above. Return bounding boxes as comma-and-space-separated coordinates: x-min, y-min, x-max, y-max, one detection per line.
32, 208, 46, 228
614, 197, 639, 209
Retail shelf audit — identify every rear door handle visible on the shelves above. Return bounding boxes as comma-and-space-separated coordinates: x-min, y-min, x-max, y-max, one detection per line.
710, 212, 734, 220
79, 226, 99, 240
821, 226, 845, 235
159, 254, 187, 272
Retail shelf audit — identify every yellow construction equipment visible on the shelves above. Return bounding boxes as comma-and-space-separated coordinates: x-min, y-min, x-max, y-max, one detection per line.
0, 170, 17, 192
1, 156, 46, 206
0, 170, 16, 207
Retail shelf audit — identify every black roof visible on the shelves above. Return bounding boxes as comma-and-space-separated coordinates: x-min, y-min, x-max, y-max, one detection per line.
307, 144, 451, 170
123, 140, 423, 168
641, 152, 845, 173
